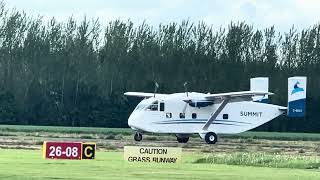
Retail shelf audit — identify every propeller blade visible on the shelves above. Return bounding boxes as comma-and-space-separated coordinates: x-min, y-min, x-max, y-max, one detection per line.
182, 101, 188, 114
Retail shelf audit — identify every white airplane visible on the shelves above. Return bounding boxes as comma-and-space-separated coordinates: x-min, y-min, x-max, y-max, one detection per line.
124, 77, 307, 144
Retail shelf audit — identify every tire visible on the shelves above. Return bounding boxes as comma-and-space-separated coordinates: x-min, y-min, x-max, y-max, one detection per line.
205, 132, 218, 144
134, 132, 142, 141
177, 137, 183, 143
177, 137, 189, 143
182, 137, 189, 143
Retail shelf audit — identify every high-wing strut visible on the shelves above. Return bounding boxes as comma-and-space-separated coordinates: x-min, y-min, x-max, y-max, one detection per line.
202, 97, 230, 130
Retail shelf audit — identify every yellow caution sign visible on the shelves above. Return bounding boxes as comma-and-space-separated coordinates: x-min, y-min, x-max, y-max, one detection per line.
124, 146, 182, 163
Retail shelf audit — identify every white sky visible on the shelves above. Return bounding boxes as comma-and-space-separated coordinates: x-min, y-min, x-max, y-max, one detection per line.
3, 0, 320, 32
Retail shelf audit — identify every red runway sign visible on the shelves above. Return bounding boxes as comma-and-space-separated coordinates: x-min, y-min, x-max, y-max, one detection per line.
43, 141, 96, 160
43, 142, 82, 160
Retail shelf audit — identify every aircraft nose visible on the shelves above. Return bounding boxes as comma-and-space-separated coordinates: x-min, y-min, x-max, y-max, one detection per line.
128, 114, 134, 127
128, 112, 139, 128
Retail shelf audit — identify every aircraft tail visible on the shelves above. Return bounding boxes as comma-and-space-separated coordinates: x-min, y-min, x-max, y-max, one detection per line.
250, 77, 269, 103
287, 76, 307, 117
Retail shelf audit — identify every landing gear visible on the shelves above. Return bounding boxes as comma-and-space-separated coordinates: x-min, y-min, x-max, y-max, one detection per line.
177, 137, 189, 143
134, 132, 142, 141
204, 132, 218, 144
176, 134, 190, 143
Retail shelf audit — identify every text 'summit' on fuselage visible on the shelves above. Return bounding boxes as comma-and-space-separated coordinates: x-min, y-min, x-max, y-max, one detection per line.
240, 111, 262, 117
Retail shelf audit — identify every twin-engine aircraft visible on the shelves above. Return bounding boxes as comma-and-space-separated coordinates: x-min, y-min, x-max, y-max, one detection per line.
124, 77, 307, 144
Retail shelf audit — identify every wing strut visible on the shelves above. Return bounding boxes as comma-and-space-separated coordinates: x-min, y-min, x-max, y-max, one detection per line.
202, 97, 230, 130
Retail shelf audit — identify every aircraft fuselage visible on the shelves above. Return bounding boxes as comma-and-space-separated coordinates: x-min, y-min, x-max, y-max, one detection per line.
128, 92, 285, 135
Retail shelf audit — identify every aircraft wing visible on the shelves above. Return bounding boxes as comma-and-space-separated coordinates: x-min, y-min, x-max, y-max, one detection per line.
124, 92, 168, 98
201, 91, 273, 130
204, 91, 274, 100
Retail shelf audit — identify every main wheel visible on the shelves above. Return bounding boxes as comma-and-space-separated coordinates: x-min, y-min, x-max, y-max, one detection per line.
177, 137, 189, 143
204, 132, 218, 144
134, 132, 142, 141
177, 137, 183, 143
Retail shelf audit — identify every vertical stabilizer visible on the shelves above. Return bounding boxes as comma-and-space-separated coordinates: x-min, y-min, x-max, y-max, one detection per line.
250, 77, 269, 103
287, 76, 307, 117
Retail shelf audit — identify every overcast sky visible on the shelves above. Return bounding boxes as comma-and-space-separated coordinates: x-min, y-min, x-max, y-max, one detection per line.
3, 0, 320, 32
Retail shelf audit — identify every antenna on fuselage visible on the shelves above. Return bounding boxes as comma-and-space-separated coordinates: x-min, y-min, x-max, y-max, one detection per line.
184, 81, 189, 97
154, 82, 159, 97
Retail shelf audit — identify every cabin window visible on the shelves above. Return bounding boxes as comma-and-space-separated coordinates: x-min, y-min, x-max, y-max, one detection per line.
223, 114, 229, 119
192, 113, 197, 119
147, 101, 158, 111
160, 102, 165, 111
166, 113, 172, 118
179, 113, 185, 119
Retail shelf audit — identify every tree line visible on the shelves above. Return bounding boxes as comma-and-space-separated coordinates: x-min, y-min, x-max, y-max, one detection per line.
0, 3, 319, 132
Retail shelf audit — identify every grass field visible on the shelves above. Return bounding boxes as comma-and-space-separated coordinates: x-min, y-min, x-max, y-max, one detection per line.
0, 125, 134, 135
0, 149, 320, 180
1, 125, 320, 179
2, 124, 320, 141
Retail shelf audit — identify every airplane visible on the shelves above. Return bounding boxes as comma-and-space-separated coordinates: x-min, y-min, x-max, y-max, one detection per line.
124, 76, 307, 144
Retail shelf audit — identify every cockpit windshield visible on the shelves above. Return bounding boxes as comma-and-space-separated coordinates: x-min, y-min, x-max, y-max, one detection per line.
134, 101, 159, 111
134, 104, 146, 111
146, 101, 158, 111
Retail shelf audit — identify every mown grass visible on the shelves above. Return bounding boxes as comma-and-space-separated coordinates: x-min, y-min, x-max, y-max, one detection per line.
0, 125, 133, 135
222, 131, 320, 141
1, 124, 320, 141
194, 152, 320, 169
0, 149, 320, 180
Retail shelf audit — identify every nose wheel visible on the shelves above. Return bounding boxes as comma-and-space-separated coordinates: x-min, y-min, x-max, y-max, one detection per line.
134, 132, 142, 141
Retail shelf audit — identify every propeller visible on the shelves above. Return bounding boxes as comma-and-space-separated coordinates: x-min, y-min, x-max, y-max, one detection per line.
182, 81, 190, 114
154, 81, 159, 97
184, 81, 189, 97
182, 101, 189, 114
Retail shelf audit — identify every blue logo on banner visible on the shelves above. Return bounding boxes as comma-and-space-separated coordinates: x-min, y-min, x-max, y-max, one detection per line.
291, 82, 304, 95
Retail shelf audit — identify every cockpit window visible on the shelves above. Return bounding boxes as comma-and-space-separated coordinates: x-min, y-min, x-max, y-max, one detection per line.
146, 101, 158, 111
160, 102, 164, 111
135, 104, 146, 111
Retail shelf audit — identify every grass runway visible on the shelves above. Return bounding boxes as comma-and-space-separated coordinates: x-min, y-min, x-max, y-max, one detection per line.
0, 149, 320, 180
1, 125, 320, 179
